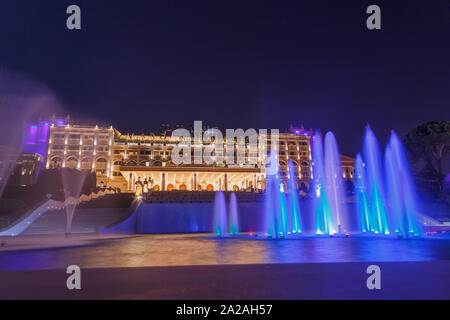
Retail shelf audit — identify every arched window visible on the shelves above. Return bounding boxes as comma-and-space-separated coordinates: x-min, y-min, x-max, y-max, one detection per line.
51, 156, 63, 168
66, 156, 78, 168
80, 158, 91, 169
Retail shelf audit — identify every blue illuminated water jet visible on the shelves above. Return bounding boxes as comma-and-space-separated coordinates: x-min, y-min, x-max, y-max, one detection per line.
355, 127, 423, 237
354, 154, 372, 233
311, 132, 336, 235
287, 160, 302, 233
263, 152, 288, 238
362, 125, 390, 235
384, 131, 422, 237
213, 191, 227, 236
324, 132, 348, 233
229, 192, 239, 235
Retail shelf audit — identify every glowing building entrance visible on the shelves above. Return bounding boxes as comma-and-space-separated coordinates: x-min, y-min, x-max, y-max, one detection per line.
119, 165, 264, 192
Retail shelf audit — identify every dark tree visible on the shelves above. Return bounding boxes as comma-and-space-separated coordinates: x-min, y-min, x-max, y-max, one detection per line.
404, 121, 449, 194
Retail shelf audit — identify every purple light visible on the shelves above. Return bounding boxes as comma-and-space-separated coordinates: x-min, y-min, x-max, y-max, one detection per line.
22, 122, 50, 163
39, 121, 49, 142
24, 124, 38, 144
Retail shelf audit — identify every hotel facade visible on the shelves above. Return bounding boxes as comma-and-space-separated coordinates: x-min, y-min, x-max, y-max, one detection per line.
22, 116, 355, 193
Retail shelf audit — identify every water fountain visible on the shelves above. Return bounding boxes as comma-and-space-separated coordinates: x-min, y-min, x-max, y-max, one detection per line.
60, 168, 88, 236
354, 127, 423, 237
354, 154, 372, 233
65, 201, 77, 236
311, 132, 336, 235
324, 132, 348, 234
213, 191, 227, 236
204, 126, 426, 240
229, 192, 239, 235
287, 160, 302, 233
362, 125, 390, 235
263, 152, 288, 238
0, 69, 62, 199
384, 131, 422, 237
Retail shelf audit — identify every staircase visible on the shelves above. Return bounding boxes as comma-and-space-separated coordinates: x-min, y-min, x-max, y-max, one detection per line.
21, 207, 130, 235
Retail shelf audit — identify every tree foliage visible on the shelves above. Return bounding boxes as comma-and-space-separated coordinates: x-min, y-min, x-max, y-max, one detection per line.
404, 121, 449, 194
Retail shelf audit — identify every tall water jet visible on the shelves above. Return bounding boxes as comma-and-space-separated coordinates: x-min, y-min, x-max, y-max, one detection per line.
363, 125, 390, 235
0, 157, 16, 199
61, 168, 88, 236
287, 160, 302, 233
311, 132, 336, 235
384, 131, 422, 237
274, 173, 289, 236
263, 151, 288, 238
324, 132, 348, 233
229, 192, 239, 235
213, 191, 227, 236
65, 201, 77, 236
354, 154, 372, 232
0, 69, 62, 198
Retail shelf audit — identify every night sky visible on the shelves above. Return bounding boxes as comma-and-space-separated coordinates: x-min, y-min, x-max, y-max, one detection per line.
0, 0, 448, 156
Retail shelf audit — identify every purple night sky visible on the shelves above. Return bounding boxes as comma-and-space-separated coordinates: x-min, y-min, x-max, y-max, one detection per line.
0, 0, 448, 156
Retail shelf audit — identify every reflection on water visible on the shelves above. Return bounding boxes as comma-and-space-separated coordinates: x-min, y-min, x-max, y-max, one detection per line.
0, 234, 449, 271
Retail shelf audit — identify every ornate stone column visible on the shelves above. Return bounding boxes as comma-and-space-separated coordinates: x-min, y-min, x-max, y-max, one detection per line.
162, 172, 166, 191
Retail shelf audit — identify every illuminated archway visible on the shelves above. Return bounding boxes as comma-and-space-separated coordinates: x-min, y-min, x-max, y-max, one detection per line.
153, 185, 160, 191
51, 156, 63, 167
167, 184, 175, 191
66, 156, 78, 169
206, 184, 214, 191
81, 158, 91, 169
233, 185, 239, 191
179, 184, 187, 191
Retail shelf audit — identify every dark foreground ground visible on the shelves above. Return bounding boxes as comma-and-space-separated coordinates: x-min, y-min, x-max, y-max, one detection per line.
1, 261, 449, 299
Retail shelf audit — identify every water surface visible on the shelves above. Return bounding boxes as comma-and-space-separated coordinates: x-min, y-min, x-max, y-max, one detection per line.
0, 234, 449, 271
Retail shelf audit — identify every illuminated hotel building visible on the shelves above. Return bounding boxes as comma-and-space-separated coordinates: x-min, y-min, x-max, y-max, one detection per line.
23, 117, 354, 192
